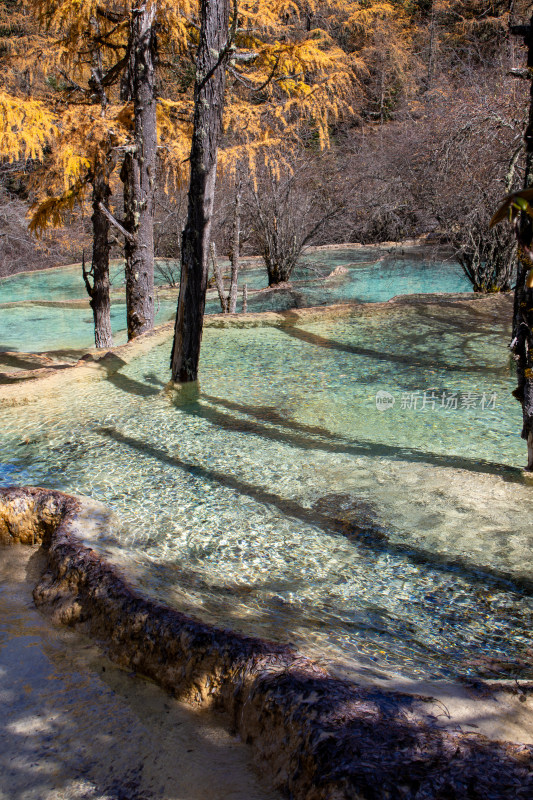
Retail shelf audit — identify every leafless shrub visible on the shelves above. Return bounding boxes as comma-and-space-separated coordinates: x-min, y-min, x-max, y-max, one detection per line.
153, 187, 187, 260
154, 258, 180, 286
0, 188, 86, 277
451, 206, 517, 292
331, 70, 526, 291
245, 159, 343, 286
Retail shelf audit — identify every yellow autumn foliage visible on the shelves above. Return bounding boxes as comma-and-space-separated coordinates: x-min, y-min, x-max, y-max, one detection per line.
0, 92, 57, 160
29, 177, 86, 235
8, 0, 362, 233
27, 102, 135, 232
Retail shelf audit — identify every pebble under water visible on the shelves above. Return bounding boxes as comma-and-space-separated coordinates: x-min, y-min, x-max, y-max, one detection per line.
1, 286, 532, 682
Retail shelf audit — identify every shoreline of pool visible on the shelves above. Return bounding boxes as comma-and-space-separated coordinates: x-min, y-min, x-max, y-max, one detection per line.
1, 485, 532, 800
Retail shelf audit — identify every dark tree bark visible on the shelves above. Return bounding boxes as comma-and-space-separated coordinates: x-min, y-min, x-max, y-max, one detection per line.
511, 16, 533, 469
170, 0, 231, 382
84, 158, 113, 348
511, 242, 533, 469
78, 23, 113, 349
121, 1, 157, 340
512, 18, 533, 341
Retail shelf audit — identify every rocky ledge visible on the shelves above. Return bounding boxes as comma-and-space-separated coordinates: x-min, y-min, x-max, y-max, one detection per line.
1, 486, 532, 800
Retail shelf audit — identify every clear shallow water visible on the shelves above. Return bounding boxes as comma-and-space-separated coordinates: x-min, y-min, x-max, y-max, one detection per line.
0, 247, 383, 305
0, 303, 128, 352
1, 296, 532, 681
0, 248, 470, 353
237, 258, 468, 315
0, 260, 174, 305
0, 301, 181, 353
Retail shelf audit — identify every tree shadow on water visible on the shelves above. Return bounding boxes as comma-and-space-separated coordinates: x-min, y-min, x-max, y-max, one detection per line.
96, 425, 533, 596
278, 310, 508, 375
182, 391, 524, 486
94, 346, 523, 484
106, 372, 160, 397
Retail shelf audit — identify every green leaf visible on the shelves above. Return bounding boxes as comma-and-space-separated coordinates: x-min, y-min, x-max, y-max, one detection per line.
491, 189, 533, 227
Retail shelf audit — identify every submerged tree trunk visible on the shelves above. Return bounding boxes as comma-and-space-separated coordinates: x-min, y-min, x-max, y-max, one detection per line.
170, 0, 231, 381
84, 159, 113, 348
122, 1, 157, 340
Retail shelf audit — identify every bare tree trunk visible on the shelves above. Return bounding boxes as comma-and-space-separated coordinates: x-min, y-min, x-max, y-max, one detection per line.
122, 1, 157, 340
511, 16, 533, 467
84, 157, 113, 348
211, 241, 228, 313
228, 180, 241, 313
513, 22, 533, 342
82, 24, 113, 349
242, 283, 248, 313
170, 0, 231, 382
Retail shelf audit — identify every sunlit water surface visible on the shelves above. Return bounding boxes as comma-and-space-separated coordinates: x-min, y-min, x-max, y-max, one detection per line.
1, 292, 532, 682
0, 247, 469, 353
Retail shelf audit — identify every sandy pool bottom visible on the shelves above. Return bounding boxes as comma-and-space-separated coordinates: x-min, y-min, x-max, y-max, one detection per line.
0, 544, 281, 800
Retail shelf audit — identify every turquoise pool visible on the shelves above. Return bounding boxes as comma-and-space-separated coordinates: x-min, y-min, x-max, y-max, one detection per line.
0, 247, 470, 353
1, 293, 530, 682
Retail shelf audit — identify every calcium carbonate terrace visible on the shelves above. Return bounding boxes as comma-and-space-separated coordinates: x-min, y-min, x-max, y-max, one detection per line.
1, 246, 531, 684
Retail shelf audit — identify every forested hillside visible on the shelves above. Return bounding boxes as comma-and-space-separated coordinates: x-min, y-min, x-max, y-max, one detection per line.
0, 0, 530, 279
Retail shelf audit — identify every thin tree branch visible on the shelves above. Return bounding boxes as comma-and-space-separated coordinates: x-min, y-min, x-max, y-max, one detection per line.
100, 54, 129, 87
229, 54, 279, 92
96, 6, 125, 23
82, 250, 94, 298
98, 202, 135, 242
